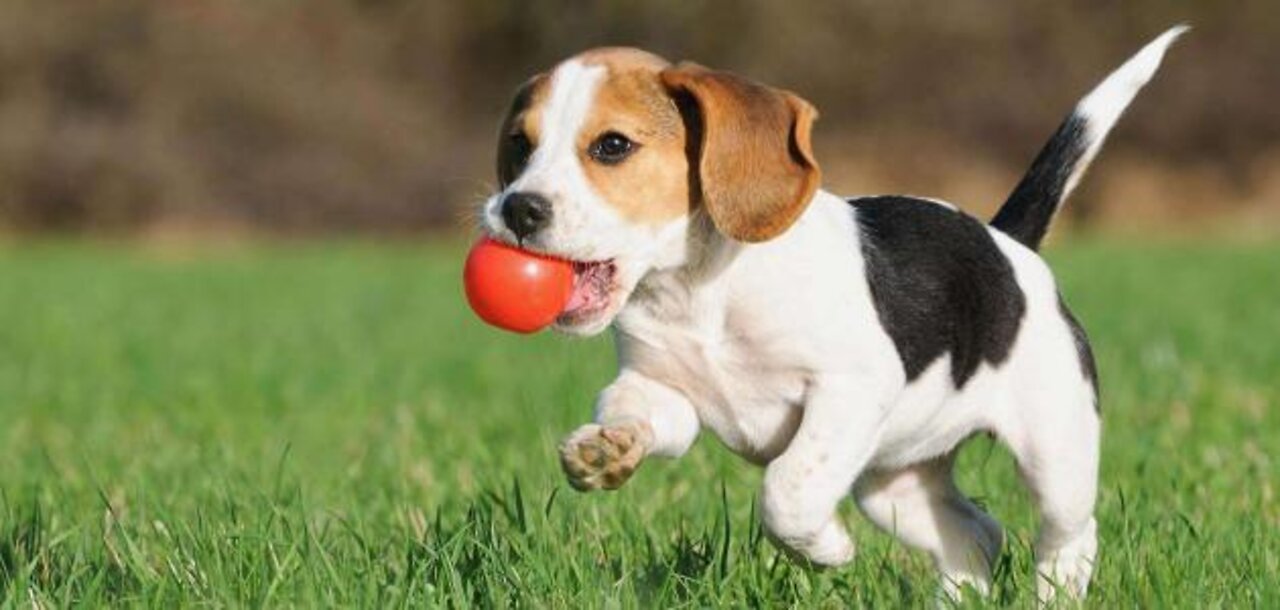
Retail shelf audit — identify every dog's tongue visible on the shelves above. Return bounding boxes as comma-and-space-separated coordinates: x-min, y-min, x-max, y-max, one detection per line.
564, 281, 593, 313
562, 262, 608, 314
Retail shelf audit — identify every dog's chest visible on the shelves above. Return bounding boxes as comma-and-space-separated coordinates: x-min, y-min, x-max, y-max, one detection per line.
617, 299, 807, 463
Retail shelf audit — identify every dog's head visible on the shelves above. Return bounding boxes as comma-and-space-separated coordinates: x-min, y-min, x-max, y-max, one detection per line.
480, 48, 821, 335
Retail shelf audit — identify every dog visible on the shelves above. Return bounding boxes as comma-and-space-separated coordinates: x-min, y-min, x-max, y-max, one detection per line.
478, 27, 1185, 601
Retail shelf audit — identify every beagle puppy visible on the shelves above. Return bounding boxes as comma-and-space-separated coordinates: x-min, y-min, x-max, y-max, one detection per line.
479, 28, 1185, 601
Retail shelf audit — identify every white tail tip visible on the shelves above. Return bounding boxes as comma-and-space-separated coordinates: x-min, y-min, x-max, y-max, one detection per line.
1077, 25, 1189, 125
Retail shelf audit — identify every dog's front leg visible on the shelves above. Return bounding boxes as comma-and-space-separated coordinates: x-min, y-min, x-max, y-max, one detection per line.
559, 370, 699, 491
761, 376, 881, 567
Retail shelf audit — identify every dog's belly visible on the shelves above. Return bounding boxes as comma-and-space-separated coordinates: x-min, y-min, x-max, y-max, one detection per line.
868, 355, 1005, 471
627, 329, 1003, 471
691, 382, 805, 465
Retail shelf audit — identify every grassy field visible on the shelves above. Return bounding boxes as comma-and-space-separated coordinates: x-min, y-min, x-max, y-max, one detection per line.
0, 239, 1277, 607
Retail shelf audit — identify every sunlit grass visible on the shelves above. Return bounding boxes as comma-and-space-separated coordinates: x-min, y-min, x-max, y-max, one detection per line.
1, 239, 1276, 606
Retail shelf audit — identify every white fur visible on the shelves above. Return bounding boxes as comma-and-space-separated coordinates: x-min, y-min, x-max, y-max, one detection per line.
485, 28, 1183, 603
600, 190, 1102, 600
1063, 25, 1188, 201
483, 59, 694, 336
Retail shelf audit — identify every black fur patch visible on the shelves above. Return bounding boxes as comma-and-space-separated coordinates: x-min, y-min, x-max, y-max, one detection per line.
989, 114, 1088, 251
852, 196, 1026, 388
1058, 295, 1100, 409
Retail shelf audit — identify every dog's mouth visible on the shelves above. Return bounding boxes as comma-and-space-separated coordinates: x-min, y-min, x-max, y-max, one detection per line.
558, 260, 617, 326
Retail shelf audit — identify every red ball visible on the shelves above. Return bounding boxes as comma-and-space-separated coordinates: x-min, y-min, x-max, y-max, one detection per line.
463, 237, 574, 334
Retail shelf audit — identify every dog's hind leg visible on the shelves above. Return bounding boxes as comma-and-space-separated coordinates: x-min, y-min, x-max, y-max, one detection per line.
1000, 378, 1101, 602
854, 455, 1004, 600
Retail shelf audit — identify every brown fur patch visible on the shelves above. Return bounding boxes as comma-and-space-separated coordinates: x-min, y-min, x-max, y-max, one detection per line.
496, 47, 820, 235
574, 49, 691, 225
661, 64, 820, 242
579, 47, 671, 73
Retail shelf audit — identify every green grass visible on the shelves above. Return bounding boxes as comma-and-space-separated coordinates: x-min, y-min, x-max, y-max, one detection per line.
0, 238, 1277, 607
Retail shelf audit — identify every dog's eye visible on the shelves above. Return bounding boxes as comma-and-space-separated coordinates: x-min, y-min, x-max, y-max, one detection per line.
589, 131, 636, 165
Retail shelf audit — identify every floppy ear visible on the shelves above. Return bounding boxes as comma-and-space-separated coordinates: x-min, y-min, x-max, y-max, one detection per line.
661, 63, 820, 242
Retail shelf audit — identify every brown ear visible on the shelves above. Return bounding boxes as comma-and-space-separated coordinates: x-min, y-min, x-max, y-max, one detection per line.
661, 63, 820, 242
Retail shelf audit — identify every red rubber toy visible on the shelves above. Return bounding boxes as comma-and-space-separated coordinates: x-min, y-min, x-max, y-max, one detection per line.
463, 237, 573, 334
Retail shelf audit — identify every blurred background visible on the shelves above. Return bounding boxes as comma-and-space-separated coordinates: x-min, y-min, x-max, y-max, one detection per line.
1, 0, 1277, 239
0, 4, 1276, 604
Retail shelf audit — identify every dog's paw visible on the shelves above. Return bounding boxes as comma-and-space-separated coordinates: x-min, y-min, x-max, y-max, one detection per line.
558, 422, 649, 491
765, 517, 857, 569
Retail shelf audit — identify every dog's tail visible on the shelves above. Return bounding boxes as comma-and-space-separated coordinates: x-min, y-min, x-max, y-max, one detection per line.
989, 26, 1187, 251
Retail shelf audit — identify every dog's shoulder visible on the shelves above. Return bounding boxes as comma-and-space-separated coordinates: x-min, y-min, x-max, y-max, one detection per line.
848, 195, 1027, 388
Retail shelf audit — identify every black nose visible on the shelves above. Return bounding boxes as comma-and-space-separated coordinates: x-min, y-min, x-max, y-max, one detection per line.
501, 191, 553, 241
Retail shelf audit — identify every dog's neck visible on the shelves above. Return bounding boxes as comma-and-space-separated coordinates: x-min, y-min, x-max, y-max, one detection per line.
680, 210, 744, 284
617, 189, 842, 332
613, 211, 736, 339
